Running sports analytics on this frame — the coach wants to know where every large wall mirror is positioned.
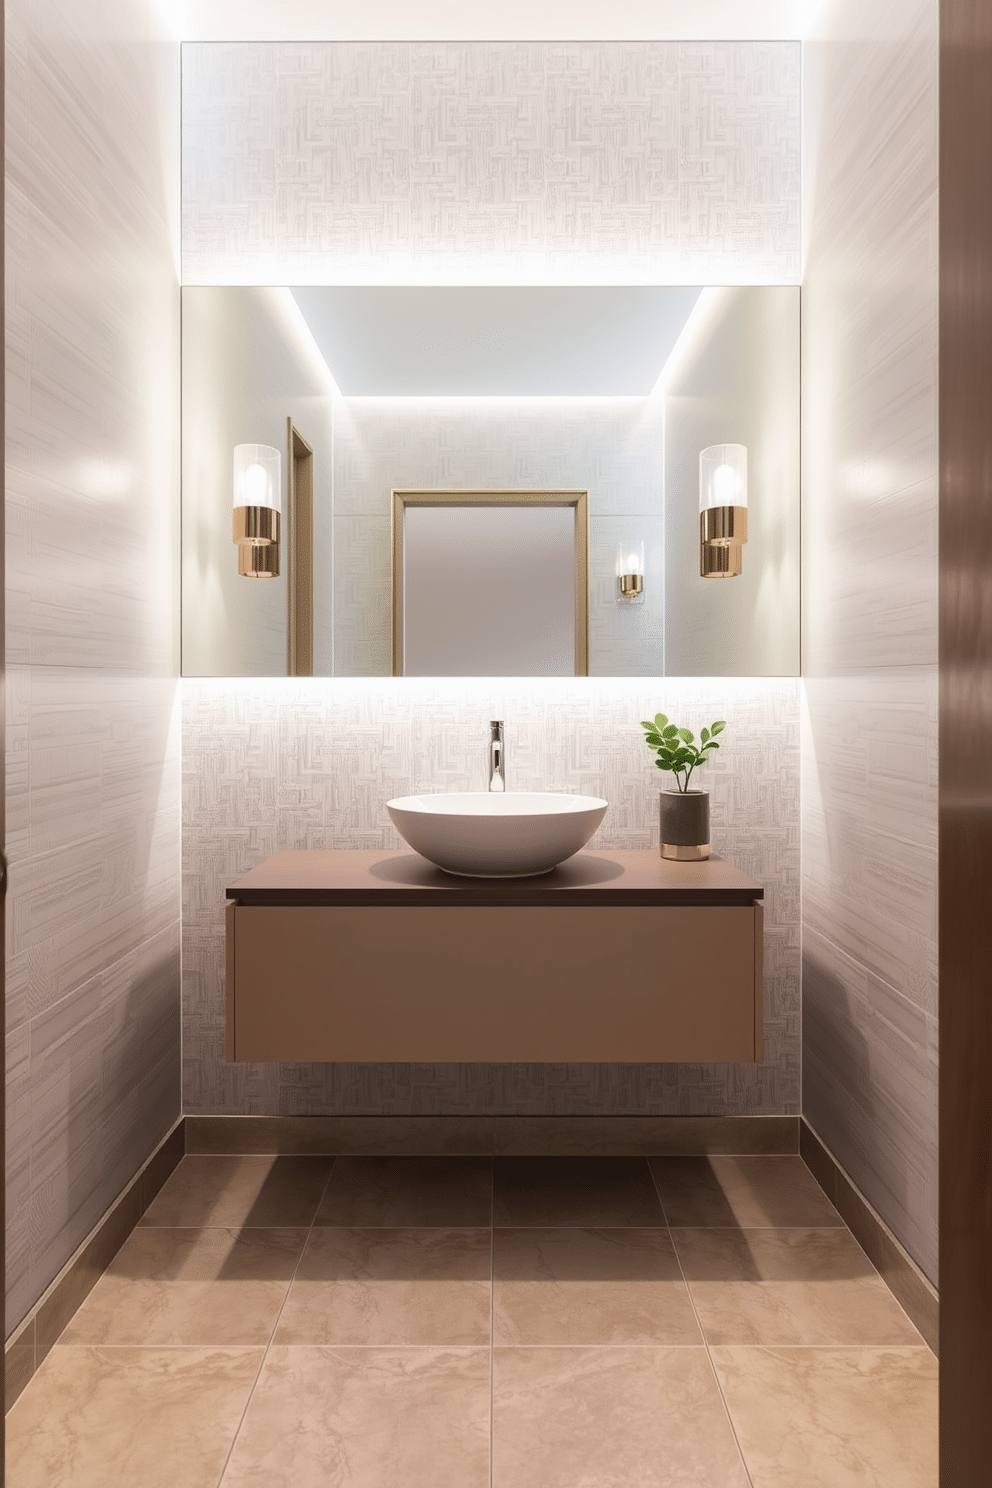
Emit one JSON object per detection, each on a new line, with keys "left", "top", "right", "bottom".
{"left": 181, "top": 283, "right": 800, "bottom": 677}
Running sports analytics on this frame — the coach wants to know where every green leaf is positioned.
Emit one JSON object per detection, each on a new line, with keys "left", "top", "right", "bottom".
{"left": 700, "top": 727, "right": 710, "bottom": 744}
{"left": 644, "top": 735, "right": 662, "bottom": 748}
{"left": 641, "top": 721, "right": 657, "bottom": 731}
{"left": 653, "top": 713, "right": 668, "bottom": 730}
{"left": 711, "top": 720, "right": 726, "bottom": 735}
{"left": 678, "top": 728, "right": 694, "bottom": 744}
{"left": 655, "top": 759, "right": 674, "bottom": 772}
{"left": 662, "top": 724, "right": 679, "bottom": 739}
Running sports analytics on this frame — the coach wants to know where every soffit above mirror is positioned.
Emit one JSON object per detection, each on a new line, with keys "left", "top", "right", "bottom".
{"left": 181, "top": 41, "right": 801, "bottom": 287}
{"left": 290, "top": 287, "right": 702, "bottom": 396}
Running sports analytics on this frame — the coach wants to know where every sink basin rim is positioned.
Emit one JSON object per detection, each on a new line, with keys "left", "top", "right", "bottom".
{"left": 386, "top": 791, "right": 609, "bottom": 877}
{"left": 386, "top": 790, "right": 609, "bottom": 816}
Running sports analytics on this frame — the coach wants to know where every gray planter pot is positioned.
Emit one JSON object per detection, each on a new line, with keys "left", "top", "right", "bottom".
{"left": 659, "top": 789, "right": 710, "bottom": 861}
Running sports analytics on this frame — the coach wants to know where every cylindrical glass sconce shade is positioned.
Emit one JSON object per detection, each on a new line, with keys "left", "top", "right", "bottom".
{"left": 699, "top": 444, "right": 748, "bottom": 579}
{"left": 233, "top": 443, "right": 282, "bottom": 513}
{"left": 616, "top": 540, "right": 645, "bottom": 602}
{"left": 233, "top": 443, "right": 282, "bottom": 578}
{"left": 699, "top": 444, "right": 747, "bottom": 512}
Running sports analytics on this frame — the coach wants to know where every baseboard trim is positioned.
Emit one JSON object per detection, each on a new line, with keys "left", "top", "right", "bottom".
{"left": 184, "top": 1113, "right": 800, "bottom": 1157}
{"left": 4, "top": 1118, "right": 186, "bottom": 1414}
{"left": 800, "top": 1118, "right": 939, "bottom": 1355}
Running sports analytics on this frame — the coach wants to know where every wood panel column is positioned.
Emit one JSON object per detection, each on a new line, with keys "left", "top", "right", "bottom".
{"left": 939, "top": 1, "right": 992, "bottom": 1479}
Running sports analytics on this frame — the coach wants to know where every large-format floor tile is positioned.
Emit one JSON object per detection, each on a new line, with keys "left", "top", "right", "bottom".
{"left": 314, "top": 1156, "right": 492, "bottom": 1227}
{"left": 492, "top": 1346, "right": 750, "bottom": 1488}
{"left": 60, "top": 1227, "right": 307, "bottom": 1346}
{"left": 672, "top": 1228, "right": 924, "bottom": 1345}
{"left": 493, "top": 1227, "right": 700, "bottom": 1345}
{"left": 650, "top": 1155, "right": 843, "bottom": 1228}
{"left": 712, "top": 1346, "right": 938, "bottom": 1488}
{"left": 6, "top": 1345, "right": 263, "bottom": 1488}
{"left": 274, "top": 1227, "right": 491, "bottom": 1345}
{"left": 141, "top": 1156, "right": 333, "bottom": 1228}
{"left": 221, "top": 1346, "right": 490, "bottom": 1488}
{"left": 494, "top": 1157, "right": 664, "bottom": 1227}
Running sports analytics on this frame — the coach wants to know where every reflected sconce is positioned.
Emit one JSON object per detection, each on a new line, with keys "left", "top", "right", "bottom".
{"left": 232, "top": 443, "right": 281, "bottom": 578}
{"left": 699, "top": 444, "right": 748, "bottom": 579}
{"left": 616, "top": 541, "right": 645, "bottom": 604}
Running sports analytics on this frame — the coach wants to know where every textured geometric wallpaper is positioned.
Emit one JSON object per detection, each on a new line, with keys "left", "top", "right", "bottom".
{"left": 182, "top": 676, "right": 800, "bottom": 1117}
{"left": 181, "top": 41, "right": 801, "bottom": 285}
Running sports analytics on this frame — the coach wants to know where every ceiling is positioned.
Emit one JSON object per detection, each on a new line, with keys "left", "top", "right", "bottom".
{"left": 290, "top": 286, "right": 702, "bottom": 396}
{"left": 164, "top": 0, "right": 820, "bottom": 41}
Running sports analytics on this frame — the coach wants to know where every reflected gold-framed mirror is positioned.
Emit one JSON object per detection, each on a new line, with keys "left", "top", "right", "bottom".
{"left": 391, "top": 489, "right": 589, "bottom": 678}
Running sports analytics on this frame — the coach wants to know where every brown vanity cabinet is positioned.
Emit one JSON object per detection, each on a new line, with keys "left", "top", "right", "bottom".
{"left": 225, "top": 849, "right": 764, "bottom": 1064}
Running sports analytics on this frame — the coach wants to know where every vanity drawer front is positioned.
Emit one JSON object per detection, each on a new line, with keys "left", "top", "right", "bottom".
{"left": 227, "top": 903, "right": 763, "bottom": 1064}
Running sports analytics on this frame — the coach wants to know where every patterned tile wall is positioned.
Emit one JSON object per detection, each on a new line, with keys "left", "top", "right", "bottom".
{"left": 181, "top": 41, "right": 801, "bottom": 285}
{"left": 5, "top": 0, "right": 182, "bottom": 1332}
{"left": 182, "top": 676, "right": 800, "bottom": 1118}
{"left": 801, "top": 0, "right": 939, "bottom": 1282}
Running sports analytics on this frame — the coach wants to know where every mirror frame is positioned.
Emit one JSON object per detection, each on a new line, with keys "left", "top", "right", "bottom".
{"left": 390, "top": 489, "right": 590, "bottom": 677}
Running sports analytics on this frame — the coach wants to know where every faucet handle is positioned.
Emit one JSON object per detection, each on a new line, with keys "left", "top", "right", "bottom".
{"left": 488, "top": 720, "right": 506, "bottom": 792}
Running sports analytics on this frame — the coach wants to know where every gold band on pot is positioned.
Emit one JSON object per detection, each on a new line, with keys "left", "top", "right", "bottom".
{"left": 660, "top": 842, "right": 711, "bottom": 861}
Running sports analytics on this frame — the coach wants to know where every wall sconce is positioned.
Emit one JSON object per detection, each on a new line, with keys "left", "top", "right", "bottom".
{"left": 232, "top": 443, "right": 281, "bottom": 578}
{"left": 616, "top": 541, "right": 645, "bottom": 603}
{"left": 699, "top": 443, "right": 748, "bottom": 579}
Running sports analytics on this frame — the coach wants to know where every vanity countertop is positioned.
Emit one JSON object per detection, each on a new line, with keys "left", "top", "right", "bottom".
{"left": 226, "top": 848, "right": 763, "bottom": 908}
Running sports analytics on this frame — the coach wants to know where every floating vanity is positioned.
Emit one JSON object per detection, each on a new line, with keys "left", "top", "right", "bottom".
{"left": 225, "top": 849, "right": 764, "bottom": 1064}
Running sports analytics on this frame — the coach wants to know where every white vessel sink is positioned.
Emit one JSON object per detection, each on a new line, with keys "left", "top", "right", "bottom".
{"left": 386, "top": 792, "right": 609, "bottom": 878}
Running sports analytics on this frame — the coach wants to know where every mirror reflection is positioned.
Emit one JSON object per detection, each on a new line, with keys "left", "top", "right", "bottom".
{"left": 394, "top": 490, "right": 589, "bottom": 677}
{"left": 181, "top": 285, "right": 799, "bottom": 678}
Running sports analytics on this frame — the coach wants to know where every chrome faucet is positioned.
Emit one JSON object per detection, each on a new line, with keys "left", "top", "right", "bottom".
{"left": 488, "top": 720, "right": 505, "bottom": 793}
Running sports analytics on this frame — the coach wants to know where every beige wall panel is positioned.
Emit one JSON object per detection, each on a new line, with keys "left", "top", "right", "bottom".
{"left": 801, "top": 0, "right": 939, "bottom": 1284}
{"left": 230, "top": 905, "right": 760, "bottom": 1063}
{"left": 5, "top": 0, "right": 182, "bottom": 1334}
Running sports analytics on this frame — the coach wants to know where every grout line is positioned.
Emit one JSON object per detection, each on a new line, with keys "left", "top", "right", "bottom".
{"left": 645, "top": 1161, "right": 756, "bottom": 1488}
{"left": 133, "top": 1226, "right": 496, "bottom": 1238}
{"left": 660, "top": 1220, "right": 844, "bottom": 1232}
{"left": 663, "top": 1343, "right": 936, "bottom": 1352}
{"left": 658, "top": 1223, "right": 848, "bottom": 1230}
{"left": 212, "top": 1156, "right": 338, "bottom": 1488}
{"left": 48, "top": 1342, "right": 493, "bottom": 1351}
{"left": 45, "top": 1339, "right": 935, "bottom": 1353}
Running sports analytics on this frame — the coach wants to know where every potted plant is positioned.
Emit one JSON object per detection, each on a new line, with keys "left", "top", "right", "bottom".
{"left": 640, "top": 713, "right": 726, "bottom": 861}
